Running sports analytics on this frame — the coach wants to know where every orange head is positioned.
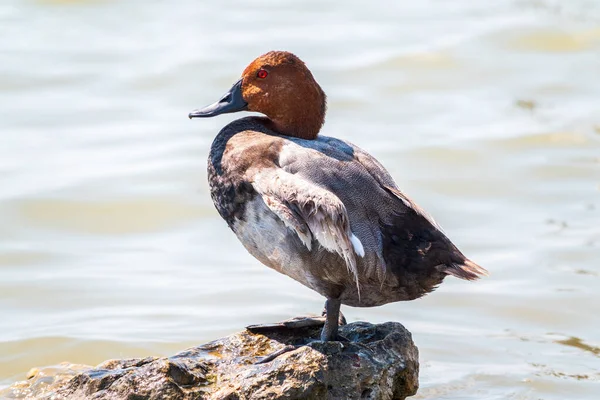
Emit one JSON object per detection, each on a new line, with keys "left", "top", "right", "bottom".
{"left": 189, "top": 51, "right": 326, "bottom": 140}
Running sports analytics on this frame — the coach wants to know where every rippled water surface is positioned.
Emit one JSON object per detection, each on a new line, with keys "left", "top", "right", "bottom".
{"left": 1, "top": 0, "right": 599, "bottom": 398}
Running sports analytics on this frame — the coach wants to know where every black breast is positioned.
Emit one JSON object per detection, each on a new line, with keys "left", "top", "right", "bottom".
{"left": 206, "top": 117, "right": 276, "bottom": 229}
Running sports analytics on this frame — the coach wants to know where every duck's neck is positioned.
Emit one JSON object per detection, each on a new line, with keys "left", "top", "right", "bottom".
{"left": 270, "top": 115, "right": 322, "bottom": 140}
{"left": 270, "top": 86, "right": 327, "bottom": 140}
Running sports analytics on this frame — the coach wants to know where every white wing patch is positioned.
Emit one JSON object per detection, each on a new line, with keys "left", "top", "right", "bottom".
{"left": 350, "top": 233, "right": 365, "bottom": 257}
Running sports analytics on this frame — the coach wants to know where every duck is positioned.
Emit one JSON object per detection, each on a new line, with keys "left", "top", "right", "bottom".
{"left": 189, "top": 50, "right": 487, "bottom": 343}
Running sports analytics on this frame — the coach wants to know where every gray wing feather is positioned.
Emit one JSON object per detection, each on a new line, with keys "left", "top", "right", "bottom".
{"left": 252, "top": 169, "right": 363, "bottom": 286}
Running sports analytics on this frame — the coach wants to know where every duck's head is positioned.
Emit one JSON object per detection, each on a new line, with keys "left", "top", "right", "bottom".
{"left": 189, "top": 51, "right": 326, "bottom": 140}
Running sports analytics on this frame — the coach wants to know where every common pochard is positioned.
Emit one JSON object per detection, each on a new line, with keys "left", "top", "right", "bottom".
{"left": 189, "top": 50, "right": 487, "bottom": 344}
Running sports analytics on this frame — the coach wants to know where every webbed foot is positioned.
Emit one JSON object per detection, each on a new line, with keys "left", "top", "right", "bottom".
{"left": 255, "top": 345, "right": 297, "bottom": 364}
{"left": 248, "top": 298, "right": 347, "bottom": 364}
{"left": 254, "top": 334, "right": 349, "bottom": 364}
{"left": 246, "top": 315, "right": 328, "bottom": 333}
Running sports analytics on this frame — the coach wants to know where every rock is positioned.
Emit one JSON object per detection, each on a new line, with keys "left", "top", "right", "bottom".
{"left": 2, "top": 319, "right": 419, "bottom": 400}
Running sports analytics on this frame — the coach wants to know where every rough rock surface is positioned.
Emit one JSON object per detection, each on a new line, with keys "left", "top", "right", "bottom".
{"left": 2, "top": 319, "right": 419, "bottom": 400}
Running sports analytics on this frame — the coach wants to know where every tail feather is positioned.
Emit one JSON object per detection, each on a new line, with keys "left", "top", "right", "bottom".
{"left": 445, "top": 259, "right": 488, "bottom": 281}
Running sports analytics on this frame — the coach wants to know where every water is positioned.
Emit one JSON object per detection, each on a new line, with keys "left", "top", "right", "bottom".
{"left": 1, "top": 0, "right": 599, "bottom": 398}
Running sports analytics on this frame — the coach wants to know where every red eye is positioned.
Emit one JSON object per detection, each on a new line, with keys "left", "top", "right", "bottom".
{"left": 257, "top": 69, "right": 268, "bottom": 79}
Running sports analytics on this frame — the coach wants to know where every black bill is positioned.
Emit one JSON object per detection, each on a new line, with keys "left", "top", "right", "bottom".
{"left": 188, "top": 79, "right": 248, "bottom": 119}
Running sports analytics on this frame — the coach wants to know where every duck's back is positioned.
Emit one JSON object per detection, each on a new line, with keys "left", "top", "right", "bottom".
{"left": 208, "top": 117, "right": 484, "bottom": 307}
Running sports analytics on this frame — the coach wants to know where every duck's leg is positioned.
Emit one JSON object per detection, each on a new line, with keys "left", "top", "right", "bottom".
{"left": 253, "top": 298, "right": 345, "bottom": 364}
{"left": 320, "top": 297, "right": 342, "bottom": 341}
